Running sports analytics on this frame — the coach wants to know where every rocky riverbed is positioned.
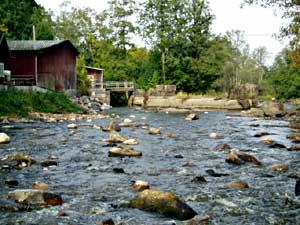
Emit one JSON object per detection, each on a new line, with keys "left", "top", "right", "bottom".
{"left": 0, "top": 107, "right": 300, "bottom": 225}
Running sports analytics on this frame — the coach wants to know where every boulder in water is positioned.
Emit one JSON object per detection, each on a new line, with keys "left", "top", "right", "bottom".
{"left": 261, "top": 100, "right": 285, "bottom": 117}
{"left": 289, "top": 144, "right": 300, "bottom": 151}
{"left": 270, "top": 165, "right": 289, "bottom": 171}
{"left": 185, "top": 113, "right": 199, "bottom": 121}
{"left": 2, "top": 153, "right": 36, "bottom": 169}
{"left": 108, "top": 131, "right": 128, "bottom": 143}
{"left": 149, "top": 127, "right": 161, "bottom": 135}
{"left": 225, "top": 180, "right": 249, "bottom": 189}
{"left": 108, "top": 146, "right": 142, "bottom": 157}
{"left": 214, "top": 143, "right": 231, "bottom": 151}
{"left": 0, "top": 133, "right": 10, "bottom": 144}
{"left": 287, "top": 133, "right": 300, "bottom": 143}
{"left": 67, "top": 124, "right": 77, "bottom": 129}
{"left": 123, "top": 139, "right": 139, "bottom": 145}
{"left": 226, "top": 149, "right": 262, "bottom": 166}
{"left": 132, "top": 180, "right": 150, "bottom": 191}
{"left": 209, "top": 133, "right": 219, "bottom": 139}
{"left": 129, "top": 189, "right": 197, "bottom": 220}
{"left": 100, "top": 218, "right": 115, "bottom": 225}
{"left": 8, "top": 189, "right": 62, "bottom": 206}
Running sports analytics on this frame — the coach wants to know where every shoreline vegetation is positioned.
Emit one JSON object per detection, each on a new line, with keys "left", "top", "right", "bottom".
{"left": 0, "top": 89, "right": 83, "bottom": 118}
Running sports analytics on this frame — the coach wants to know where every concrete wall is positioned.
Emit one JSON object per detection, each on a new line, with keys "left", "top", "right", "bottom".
{"left": 133, "top": 96, "right": 243, "bottom": 110}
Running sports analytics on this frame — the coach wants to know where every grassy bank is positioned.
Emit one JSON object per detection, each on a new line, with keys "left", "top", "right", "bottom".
{"left": 0, "top": 89, "right": 83, "bottom": 117}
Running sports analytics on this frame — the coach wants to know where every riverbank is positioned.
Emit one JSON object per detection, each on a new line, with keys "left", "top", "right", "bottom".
{"left": 0, "top": 90, "right": 83, "bottom": 117}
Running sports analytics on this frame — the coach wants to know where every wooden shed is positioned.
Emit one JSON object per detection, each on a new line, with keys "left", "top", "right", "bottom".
{"left": 6, "top": 40, "right": 79, "bottom": 92}
{"left": 86, "top": 66, "right": 104, "bottom": 89}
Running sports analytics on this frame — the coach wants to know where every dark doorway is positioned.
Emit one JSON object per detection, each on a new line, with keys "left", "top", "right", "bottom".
{"left": 110, "top": 92, "right": 128, "bottom": 107}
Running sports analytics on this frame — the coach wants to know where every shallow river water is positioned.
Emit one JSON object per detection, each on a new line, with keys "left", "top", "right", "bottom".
{"left": 0, "top": 108, "right": 300, "bottom": 225}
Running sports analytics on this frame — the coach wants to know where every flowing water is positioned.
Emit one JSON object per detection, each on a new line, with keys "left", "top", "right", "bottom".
{"left": 0, "top": 108, "right": 300, "bottom": 225}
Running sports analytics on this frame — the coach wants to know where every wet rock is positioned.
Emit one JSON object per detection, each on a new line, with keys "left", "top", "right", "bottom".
{"left": 226, "top": 149, "right": 262, "bottom": 166}
{"left": 254, "top": 132, "right": 270, "bottom": 137}
{"left": 108, "top": 146, "right": 142, "bottom": 157}
{"left": 166, "top": 132, "right": 174, "bottom": 138}
{"left": 191, "top": 176, "right": 207, "bottom": 183}
{"left": 119, "top": 118, "right": 135, "bottom": 127}
{"left": 67, "top": 123, "right": 78, "bottom": 129}
{"left": 129, "top": 189, "right": 197, "bottom": 220}
{"left": 0, "top": 133, "right": 10, "bottom": 144}
{"left": 269, "top": 143, "right": 287, "bottom": 149}
{"left": 100, "top": 218, "right": 115, "bottom": 225}
{"left": 102, "top": 143, "right": 118, "bottom": 148}
{"left": 225, "top": 180, "right": 249, "bottom": 189}
{"left": 40, "top": 160, "right": 58, "bottom": 167}
{"left": 149, "top": 127, "right": 161, "bottom": 135}
{"left": 132, "top": 180, "right": 150, "bottom": 191}
{"left": 58, "top": 210, "right": 68, "bottom": 217}
{"left": 175, "top": 154, "right": 184, "bottom": 159}
{"left": 289, "top": 144, "right": 300, "bottom": 151}
{"left": 205, "top": 169, "right": 229, "bottom": 177}
{"left": 32, "top": 181, "right": 49, "bottom": 191}
{"left": 214, "top": 143, "right": 231, "bottom": 151}
{"left": 102, "top": 121, "right": 121, "bottom": 132}
{"left": 8, "top": 189, "right": 63, "bottom": 206}
{"left": 270, "top": 165, "right": 289, "bottom": 171}
{"left": 260, "top": 137, "right": 274, "bottom": 145}
{"left": 108, "top": 131, "right": 128, "bottom": 143}
{"left": 287, "top": 133, "right": 300, "bottom": 143}
{"left": 261, "top": 100, "right": 285, "bottom": 117}
{"left": 113, "top": 168, "right": 125, "bottom": 173}
{"left": 5, "top": 179, "right": 19, "bottom": 186}
{"left": 2, "top": 153, "right": 36, "bottom": 169}
{"left": 185, "top": 214, "right": 212, "bottom": 225}
{"left": 241, "top": 108, "right": 264, "bottom": 117}
{"left": 295, "top": 179, "right": 300, "bottom": 197}
{"left": 185, "top": 113, "right": 199, "bottom": 121}
{"left": 123, "top": 139, "right": 139, "bottom": 145}
{"left": 209, "top": 133, "right": 219, "bottom": 139}
{"left": 0, "top": 199, "right": 31, "bottom": 212}
{"left": 182, "top": 161, "right": 196, "bottom": 167}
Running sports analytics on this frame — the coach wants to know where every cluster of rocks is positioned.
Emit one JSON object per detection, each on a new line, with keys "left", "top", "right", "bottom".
{"left": 73, "top": 95, "right": 111, "bottom": 114}
{"left": 241, "top": 100, "right": 286, "bottom": 118}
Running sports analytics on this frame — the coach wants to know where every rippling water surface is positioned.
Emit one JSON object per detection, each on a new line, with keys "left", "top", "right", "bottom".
{"left": 0, "top": 108, "right": 300, "bottom": 225}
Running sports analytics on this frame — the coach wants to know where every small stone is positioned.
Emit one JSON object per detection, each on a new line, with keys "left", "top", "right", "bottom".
{"left": 270, "top": 165, "right": 289, "bottom": 171}
{"left": 225, "top": 180, "right": 249, "bottom": 189}
{"left": 108, "top": 131, "right": 128, "bottom": 143}
{"left": 290, "top": 144, "right": 300, "bottom": 151}
{"left": 149, "top": 127, "right": 161, "bottom": 135}
{"left": 132, "top": 180, "right": 150, "bottom": 191}
{"left": 182, "top": 161, "right": 196, "bottom": 167}
{"left": 5, "top": 179, "right": 19, "bottom": 186}
{"left": 209, "top": 132, "right": 219, "bottom": 139}
{"left": 108, "top": 146, "right": 142, "bottom": 157}
{"left": 0, "top": 133, "right": 10, "bottom": 144}
{"left": 254, "top": 132, "right": 270, "bottom": 137}
{"left": 32, "top": 181, "right": 49, "bottom": 191}
{"left": 185, "top": 113, "right": 199, "bottom": 121}
{"left": 123, "top": 139, "right": 139, "bottom": 145}
{"left": 175, "top": 154, "right": 184, "bottom": 159}
{"left": 205, "top": 169, "right": 229, "bottom": 177}
{"left": 287, "top": 133, "right": 300, "bottom": 142}
{"left": 191, "top": 176, "right": 207, "bottom": 183}
{"left": 40, "top": 160, "right": 58, "bottom": 168}
{"left": 185, "top": 214, "right": 212, "bottom": 225}
{"left": 113, "top": 168, "right": 125, "bottom": 173}
{"left": 67, "top": 124, "right": 77, "bottom": 129}
{"left": 166, "top": 132, "right": 174, "bottom": 138}
{"left": 214, "top": 143, "right": 231, "bottom": 151}
{"left": 100, "top": 218, "right": 115, "bottom": 225}
{"left": 260, "top": 137, "right": 274, "bottom": 145}
{"left": 226, "top": 149, "right": 262, "bottom": 166}
{"left": 58, "top": 210, "right": 68, "bottom": 217}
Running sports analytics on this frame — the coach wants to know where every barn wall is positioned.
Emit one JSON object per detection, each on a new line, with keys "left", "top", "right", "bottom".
{"left": 6, "top": 51, "right": 35, "bottom": 81}
{"left": 37, "top": 45, "right": 76, "bottom": 91}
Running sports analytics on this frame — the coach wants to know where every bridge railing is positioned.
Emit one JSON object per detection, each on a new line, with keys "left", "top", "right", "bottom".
{"left": 94, "top": 81, "right": 135, "bottom": 91}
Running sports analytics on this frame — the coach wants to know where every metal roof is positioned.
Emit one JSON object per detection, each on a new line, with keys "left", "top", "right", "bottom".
{"left": 7, "top": 40, "right": 79, "bottom": 55}
{"left": 86, "top": 66, "right": 104, "bottom": 71}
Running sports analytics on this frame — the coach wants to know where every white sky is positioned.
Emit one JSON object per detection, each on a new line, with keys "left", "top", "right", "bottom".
{"left": 36, "top": 0, "right": 288, "bottom": 64}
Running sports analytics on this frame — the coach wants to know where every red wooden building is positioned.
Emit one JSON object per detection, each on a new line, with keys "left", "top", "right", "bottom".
{"left": 4, "top": 39, "right": 79, "bottom": 92}
{"left": 86, "top": 66, "right": 104, "bottom": 89}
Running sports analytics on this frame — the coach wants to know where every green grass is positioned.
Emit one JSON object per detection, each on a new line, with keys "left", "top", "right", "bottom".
{"left": 0, "top": 89, "right": 83, "bottom": 117}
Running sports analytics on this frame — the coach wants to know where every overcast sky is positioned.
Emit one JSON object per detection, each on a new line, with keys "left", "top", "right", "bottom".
{"left": 36, "top": 0, "right": 288, "bottom": 64}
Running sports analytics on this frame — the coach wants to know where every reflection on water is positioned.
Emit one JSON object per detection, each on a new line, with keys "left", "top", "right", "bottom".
{"left": 0, "top": 108, "right": 299, "bottom": 225}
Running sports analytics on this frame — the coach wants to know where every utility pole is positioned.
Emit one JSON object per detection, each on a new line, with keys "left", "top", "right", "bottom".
{"left": 32, "top": 25, "right": 36, "bottom": 41}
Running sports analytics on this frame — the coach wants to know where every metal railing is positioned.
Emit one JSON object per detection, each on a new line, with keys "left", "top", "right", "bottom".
{"left": 95, "top": 81, "right": 135, "bottom": 92}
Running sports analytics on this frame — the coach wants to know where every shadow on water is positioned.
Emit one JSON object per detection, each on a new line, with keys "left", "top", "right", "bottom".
{"left": 0, "top": 107, "right": 300, "bottom": 224}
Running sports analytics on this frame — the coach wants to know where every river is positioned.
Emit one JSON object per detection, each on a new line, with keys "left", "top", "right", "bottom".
{"left": 0, "top": 108, "right": 299, "bottom": 225}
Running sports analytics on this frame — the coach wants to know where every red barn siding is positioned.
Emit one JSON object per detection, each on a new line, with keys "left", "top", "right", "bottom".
{"left": 38, "top": 45, "right": 76, "bottom": 91}
{"left": 6, "top": 51, "right": 36, "bottom": 82}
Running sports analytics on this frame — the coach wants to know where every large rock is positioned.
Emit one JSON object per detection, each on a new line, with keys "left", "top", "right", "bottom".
{"left": 261, "top": 100, "right": 285, "bottom": 117}
{"left": 226, "top": 149, "right": 262, "bottom": 166}
{"left": 149, "top": 127, "right": 161, "bottom": 135}
{"left": 240, "top": 108, "right": 264, "bottom": 117}
{"left": 225, "top": 180, "right": 249, "bottom": 189}
{"left": 129, "top": 189, "right": 197, "bottom": 220}
{"left": 108, "top": 146, "right": 142, "bottom": 157}
{"left": 108, "top": 131, "right": 128, "bottom": 143}
{"left": 0, "top": 133, "right": 10, "bottom": 144}
{"left": 102, "top": 121, "right": 121, "bottom": 132}
{"left": 1, "top": 153, "right": 36, "bottom": 170}
{"left": 185, "top": 113, "right": 199, "bottom": 121}
{"left": 8, "top": 189, "right": 62, "bottom": 206}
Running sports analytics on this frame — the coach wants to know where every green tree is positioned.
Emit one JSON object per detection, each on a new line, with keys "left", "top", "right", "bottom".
{"left": 76, "top": 55, "right": 90, "bottom": 96}
{"left": 107, "top": 0, "right": 137, "bottom": 59}
{"left": 0, "top": 0, "right": 53, "bottom": 40}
